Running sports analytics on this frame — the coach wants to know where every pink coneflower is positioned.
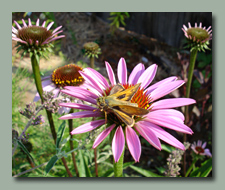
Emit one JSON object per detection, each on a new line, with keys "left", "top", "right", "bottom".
{"left": 191, "top": 140, "right": 212, "bottom": 157}
{"left": 182, "top": 22, "right": 212, "bottom": 51}
{"left": 59, "top": 58, "right": 195, "bottom": 162}
{"left": 34, "top": 64, "right": 84, "bottom": 114}
{"left": 12, "top": 18, "right": 65, "bottom": 56}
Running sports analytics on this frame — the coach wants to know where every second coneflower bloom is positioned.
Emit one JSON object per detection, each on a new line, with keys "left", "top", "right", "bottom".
{"left": 34, "top": 64, "right": 84, "bottom": 114}
{"left": 59, "top": 58, "right": 196, "bottom": 162}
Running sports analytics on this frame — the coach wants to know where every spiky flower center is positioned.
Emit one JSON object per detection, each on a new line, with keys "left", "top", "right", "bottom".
{"left": 102, "top": 84, "right": 152, "bottom": 126}
{"left": 187, "top": 28, "right": 210, "bottom": 42}
{"left": 195, "top": 146, "right": 204, "bottom": 154}
{"left": 17, "top": 26, "right": 52, "bottom": 45}
{"left": 51, "top": 64, "right": 84, "bottom": 88}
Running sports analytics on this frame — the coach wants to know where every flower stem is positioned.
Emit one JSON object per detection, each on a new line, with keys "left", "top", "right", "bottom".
{"left": 94, "top": 148, "right": 98, "bottom": 177}
{"left": 30, "top": 54, "right": 72, "bottom": 177}
{"left": 90, "top": 56, "right": 95, "bottom": 68}
{"left": 185, "top": 158, "right": 198, "bottom": 177}
{"left": 68, "top": 109, "right": 79, "bottom": 177}
{"left": 183, "top": 48, "right": 198, "bottom": 176}
{"left": 113, "top": 149, "right": 124, "bottom": 177}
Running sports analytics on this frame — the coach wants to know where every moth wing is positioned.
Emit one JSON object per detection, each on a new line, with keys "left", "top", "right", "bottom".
{"left": 109, "top": 84, "right": 125, "bottom": 95}
{"left": 118, "top": 105, "right": 149, "bottom": 116}
{"left": 110, "top": 83, "right": 141, "bottom": 101}
{"left": 111, "top": 108, "right": 134, "bottom": 126}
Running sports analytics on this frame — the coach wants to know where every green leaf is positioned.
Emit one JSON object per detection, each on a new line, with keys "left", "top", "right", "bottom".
{"left": 17, "top": 140, "right": 35, "bottom": 164}
{"left": 56, "top": 120, "right": 66, "bottom": 150}
{"left": 190, "top": 158, "right": 212, "bottom": 177}
{"left": 102, "top": 168, "right": 114, "bottom": 177}
{"left": 45, "top": 155, "right": 59, "bottom": 175}
{"left": 83, "top": 154, "right": 92, "bottom": 177}
{"left": 123, "top": 161, "right": 135, "bottom": 169}
{"left": 78, "top": 150, "right": 86, "bottom": 177}
{"left": 129, "top": 165, "right": 162, "bottom": 177}
{"left": 161, "top": 144, "right": 176, "bottom": 153}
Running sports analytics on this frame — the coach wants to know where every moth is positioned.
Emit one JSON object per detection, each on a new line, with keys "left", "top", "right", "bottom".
{"left": 96, "top": 83, "right": 149, "bottom": 127}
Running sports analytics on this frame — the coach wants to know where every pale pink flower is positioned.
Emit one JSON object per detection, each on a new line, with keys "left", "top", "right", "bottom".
{"left": 59, "top": 58, "right": 195, "bottom": 162}
{"left": 191, "top": 140, "right": 212, "bottom": 157}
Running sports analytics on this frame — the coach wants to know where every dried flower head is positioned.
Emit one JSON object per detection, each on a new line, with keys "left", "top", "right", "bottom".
{"left": 12, "top": 18, "right": 65, "bottom": 58}
{"left": 83, "top": 42, "right": 101, "bottom": 58}
{"left": 182, "top": 22, "right": 212, "bottom": 52}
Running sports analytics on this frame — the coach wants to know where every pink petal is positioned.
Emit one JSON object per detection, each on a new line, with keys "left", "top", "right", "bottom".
{"left": 135, "top": 123, "right": 161, "bottom": 150}
{"left": 202, "top": 142, "right": 207, "bottom": 149}
{"left": 112, "top": 126, "right": 125, "bottom": 162}
{"left": 59, "top": 110, "right": 101, "bottom": 120}
{"left": 42, "top": 21, "right": 46, "bottom": 27}
{"left": 105, "top": 61, "right": 116, "bottom": 86}
{"left": 52, "top": 26, "right": 62, "bottom": 34}
{"left": 12, "top": 26, "right": 18, "bottom": 34}
{"left": 145, "top": 122, "right": 185, "bottom": 150}
{"left": 63, "top": 86, "right": 99, "bottom": 99}
{"left": 145, "top": 116, "right": 193, "bottom": 134}
{"left": 42, "top": 35, "right": 65, "bottom": 44}
{"left": 128, "top": 63, "right": 145, "bottom": 85}
{"left": 47, "top": 22, "right": 54, "bottom": 30}
{"left": 71, "top": 119, "right": 105, "bottom": 134}
{"left": 86, "top": 68, "right": 110, "bottom": 89}
{"left": 36, "top": 19, "right": 39, "bottom": 26}
{"left": 149, "top": 80, "right": 185, "bottom": 101}
{"left": 92, "top": 124, "right": 116, "bottom": 148}
{"left": 125, "top": 126, "right": 141, "bottom": 162}
{"left": 22, "top": 19, "right": 27, "bottom": 27}
{"left": 41, "top": 79, "right": 52, "bottom": 88}
{"left": 117, "top": 57, "right": 127, "bottom": 85}
{"left": 137, "top": 64, "right": 158, "bottom": 89}
{"left": 61, "top": 89, "right": 97, "bottom": 105}
{"left": 145, "top": 76, "right": 178, "bottom": 95}
{"left": 204, "top": 149, "right": 212, "bottom": 157}
{"left": 28, "top": 18, "right": 32, "bottom": 26}
{"left": 59, "top": 102, "right": 96, "bottom": 111}
{"left": 14, "top": 20, "right": 21, "bottom": 29}
{"left": 79, "top": 71, "right": 103, "bottom": 94}
{"left": 148, "top": 109, "right": 185, "bottom": 121}
{"left": 52, "top": 88, "right": 60, "bottom": 98}
{"left": 151, "top": 98, "right": 196, "bottom": 111}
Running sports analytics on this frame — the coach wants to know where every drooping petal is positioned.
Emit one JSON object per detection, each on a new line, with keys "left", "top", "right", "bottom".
{"left": 42, "top": 35, "right": 65, "bottom": 45}
{"left": 117, "top": 57, "right": 127, "bottom": 85}
{"left": 128, "top": 63, "right": 145, "bottom": 85}
{"left": 135, "top": 123, "right": 161, "bottom": 150}
{"left": 137, "top": 64, "right": 157, "bottom": 89}
{"left": 70, "top": 119, "right": 105, "bottom": 134}
{"left": 105, "top": 61, "right": 116, "bottom": 86}
{"left": 59, "top": 110, "right": 102, "bottom": 120}
{"left": 112, "top": 126, "right": 125, "bottom": 163}
{"left": 202, "top": 142, "right": 207, "bottom": 149}
{"left": 63, "top": 86, "right": 99, "bottom": 99}
{"left": 145, "top": 76, "right": 177, "bottom": 94}
{"left": 61, "top": 89, "right": 97, "bottom": 105}
{"left": 151, "top": 98, "right": 196, "bottom": 111}
{"left": 145, "top": 122, "right": 185, "bottom": 150}
{"left": 148, "top": 80, "right": 185, "bottom": 101}
{"left": 59, "top": 102, "right": 96, "bottom": 111}
{"left": 125, "top": 126, "right": 141, "bottom": 162}
{"left": 145, "top": 116, "right": 193, "bottom": 134}
{"left": 92, "top": 124, "right": 116, "bottom": 148}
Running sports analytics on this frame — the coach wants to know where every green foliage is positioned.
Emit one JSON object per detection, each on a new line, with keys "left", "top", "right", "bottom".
{"left": 108, "top": 12, "right": 130, "bottom": 34}
{"left": 190, "top": 158, "right": 212, "bottom": 177}
{"left": 129, "top": 165, "right": 162, "bottom": 177}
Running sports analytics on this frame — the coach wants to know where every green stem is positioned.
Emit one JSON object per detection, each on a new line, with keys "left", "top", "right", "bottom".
{"left": 90, "top": 56, "right": 95, "bottom": 69}
{"left": 183, "top": 48, "right": 198, "bottom": 176}
{"left": 68, "top": 109, "right": 79, "bottom": 177}
{"left": 185, "top": 158, "right": 198, "bottom": 177}
{"left": 30, "top": 54, "right": 72, "bottom": 177}
{"left": 113, "top": 149, "right": 124, "bottom": 177}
